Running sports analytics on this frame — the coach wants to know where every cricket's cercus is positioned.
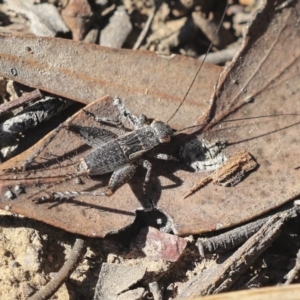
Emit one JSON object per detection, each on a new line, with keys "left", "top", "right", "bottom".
{"left": 38, "top": 97, "right": 179, "bottom": 199}
{"left": 182, "top": 150, "right": 258, "bottom": 199}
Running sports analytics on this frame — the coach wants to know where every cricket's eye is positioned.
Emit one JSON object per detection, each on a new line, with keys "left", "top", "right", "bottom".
{"left": 151, "top": 120, "right": 173, "bottom": 143}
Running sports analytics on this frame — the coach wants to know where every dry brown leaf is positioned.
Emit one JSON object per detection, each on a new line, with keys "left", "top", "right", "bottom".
{"left": 0, "top": 32, "right": 221, "bottom": 130}
{"left": 0, "top": 0, "right": 299, "bottom": 237}
{"left": 159, "top": 0, "right": 300, "bottom": 235}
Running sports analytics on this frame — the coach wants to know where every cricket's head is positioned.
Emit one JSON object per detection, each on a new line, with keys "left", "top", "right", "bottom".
{"left": 151, "top": 119, "right": 173, "bottom": 143}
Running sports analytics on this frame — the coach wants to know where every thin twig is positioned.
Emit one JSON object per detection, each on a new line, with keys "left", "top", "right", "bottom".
{"left": 28, "top": 238, "right": 85, "bottom": 300}
{"left": 176, "top": 205, "right": 300, "bottom": 299}
{"left": 197, "top": 217, "right": 265, "bottom": 257}
{"left": 133, "top": 0, "right": 163, "bottom": 50}
{"left": 197, "top": 204, "right": 300, "bottom": 257}
{"left": 284, "top": 248, "right": 300, "bottom": 285}
{"left": 0, "top": 96, "right": 69, "bottom": 145}
{"left": 0, "top": 89, "right": 42, "bottom": 117}
{"left": 198, "top": 46, "right": 240, "bottom": 65}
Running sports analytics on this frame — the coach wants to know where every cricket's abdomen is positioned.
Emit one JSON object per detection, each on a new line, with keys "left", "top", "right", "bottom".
{"left": 77, "top": 126, "right": 160, "bottom": 176}
{"left": 79, "top": 140, "right": 128, "bottom": 175}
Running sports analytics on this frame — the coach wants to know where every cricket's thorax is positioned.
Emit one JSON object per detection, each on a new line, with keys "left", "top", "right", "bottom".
{"left": 128, "top": 126, "right": 161, "bottom": 150}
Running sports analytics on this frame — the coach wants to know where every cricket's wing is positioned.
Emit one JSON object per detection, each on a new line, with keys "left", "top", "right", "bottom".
{"left": 82, "top": 140, "right": 130, "bottom": 175}
{"left": 68, "top": 125, "right": 118, "bottom": 148}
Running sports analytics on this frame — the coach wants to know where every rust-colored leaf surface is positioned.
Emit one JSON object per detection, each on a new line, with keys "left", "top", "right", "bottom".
{"left": 1, "top": 0, "right": 300, "bottom": 237}
{"left": 160, "top": 0, "right": 300, "bottom": 235}
{"left": 0, "top": 96, "right": 141, "bottom": 237}
{"left": 0, "top": 32, "right": 221, "bottom": 130}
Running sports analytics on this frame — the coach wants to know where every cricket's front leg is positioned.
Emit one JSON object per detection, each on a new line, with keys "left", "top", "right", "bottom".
{"left": 105, "top": 163, "right": 138, "bottom": 196}
{"left": 83, "top": 97, "right": 147, "bottom": 132}
{"left": 113, "top": 97, "right": 148, "bottom": 129}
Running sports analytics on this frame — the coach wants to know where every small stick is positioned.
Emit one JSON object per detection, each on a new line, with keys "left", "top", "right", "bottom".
{"left": 183, "top": 176, "right": 212, "bottom": 199}
{"left": 0, "top": 89, "right": 42, "bottom": 117}
{"left": 275, "top": 0, "right": 296, "bottom": 11}
{"left": 149, "top": 282, "right": 163, "bottom": 300}
{"left": 284, "top": 248, "right": 300, "bottom": 285}
{"left": 198, "top": 46, "right": 240, "bottom": 65}
{"left": 133, "top": 0, "right": 163, "bottom": 50}
{"left": 183, "top": 151, "right": 257, "bottom": 199}
{"left": 28, "top": 237, "right": 85, "bottom": 300}
{"left": 197, "top": 217, "right": 265, "bottom": 257}
{"left": 0, "top": 96, "right": 69, "bottom": 146}
{"left": 177, "top": 208, "right": 297, "bottom": 299}
{"left": 197, "top": 204, "right": 300, "bottom": 257}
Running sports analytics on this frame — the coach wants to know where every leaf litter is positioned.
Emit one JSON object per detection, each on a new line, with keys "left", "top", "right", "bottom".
{"left": 1, "top": 0, "right": 300, "bottom": 299}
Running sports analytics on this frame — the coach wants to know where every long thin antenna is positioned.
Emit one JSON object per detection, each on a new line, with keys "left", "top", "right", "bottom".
{"left": 167, "top": 1, "right": 229, "bottom": 123}
{"left": 173, "top": 123, "right": 205, "bottom": 135}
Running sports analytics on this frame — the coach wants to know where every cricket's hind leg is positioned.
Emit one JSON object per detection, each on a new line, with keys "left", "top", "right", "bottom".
{"left": 48, "top": 163, "right": 138, "bottom": 200}
{"left": 22, "top": 123, "right": 66, "bottom": 170}
{"left": 106, "top": 159, "right": 153, "bottom": 196}
{"left": 36, "top": 159, "right": 152, "bottom": 201}
{"left": 104, "top": 163, "right": 138, "bottom": 196}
